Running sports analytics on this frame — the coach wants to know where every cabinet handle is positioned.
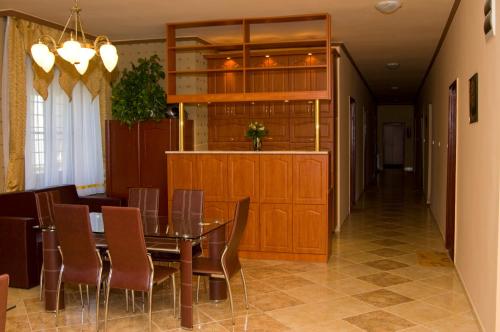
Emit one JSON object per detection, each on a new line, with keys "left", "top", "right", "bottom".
{"left": 269, "top": 105, "right": 273, "bottom": 116}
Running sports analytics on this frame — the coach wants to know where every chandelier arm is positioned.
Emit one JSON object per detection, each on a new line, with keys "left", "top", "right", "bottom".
{"left": 93, "top": 36, "right": 111, "bottom": 54}
{"left": 78, "top": 14, "right": 88, "bottom": 44}
{"left": 57, "top": 11, "right": 74, "bottom": 45}
{"left": 39, "top": 35, "right": 58, "bottom": 52}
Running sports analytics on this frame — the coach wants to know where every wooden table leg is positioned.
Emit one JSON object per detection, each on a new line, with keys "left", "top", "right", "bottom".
{"left": 42, "top": 229, "right": 64, "bottom": 312}
{"left": 180, "top": 239, "right": 193, "bottom": 329}
{"left": 208, "top": 227, "right": 227, "bottom": 301}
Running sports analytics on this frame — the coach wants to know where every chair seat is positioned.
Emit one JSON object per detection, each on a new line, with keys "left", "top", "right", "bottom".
{"left": 153, "top": 265, "right": 178, "bottom": 285}
{"left": 192, "top": 257, "right": 223, "bottom": 276}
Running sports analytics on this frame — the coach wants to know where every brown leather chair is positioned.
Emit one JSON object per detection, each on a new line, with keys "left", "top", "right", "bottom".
{"left": 128, "top": 188, "right": 160, "bottom": 217}
{"left": 0, "top": 274, "right": 8, "bottom": 332}
{"left": 171, "top": 189, "right": 204, "bottom": 222}
{"left": 53, "top": 204, "right": 106, "bottom": 327}
{"left": 34, "top": 190, "right": 60, "bottom": 300}
{"left": 192, "top": 197, "right": 250, "bottom": 324}
{"left": 102, "top": 206, "right": 177, "bottom": 330}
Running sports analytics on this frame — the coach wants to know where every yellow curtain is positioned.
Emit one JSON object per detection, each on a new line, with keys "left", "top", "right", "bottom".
{"left": 5, "top": 17, "right": 112, "bottom": 191}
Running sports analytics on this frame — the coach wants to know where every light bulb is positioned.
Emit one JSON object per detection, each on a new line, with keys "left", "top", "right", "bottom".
{"left": 57, "top": 39, "right": 81, "bottom": 64}
{"left": 100, "top": 43, "right": 118, "bottom": 72}
{"left": 31, "top": 42, "right": 55, "bottom": 73}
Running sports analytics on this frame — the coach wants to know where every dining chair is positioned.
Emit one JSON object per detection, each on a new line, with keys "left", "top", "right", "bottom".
{"left": 0, "top": 274, "right": 8, "bottom": 332}
{"left": 192, "top": 197, "right": 250, "bottom": 324}
{"left": 102, "top": 206, "right": 177, "bottom": 331}
{"left": 53, "top": 204, "right": 106, "bottom": 328}
{"left": 128, "top": 188, "right": 160, "bottom": 217}
{"left": 34, "top": 190, "right": 60, "bottom": 300}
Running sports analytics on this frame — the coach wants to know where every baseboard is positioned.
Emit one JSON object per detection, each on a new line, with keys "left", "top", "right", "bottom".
{"left": 454, "top": 266, "right": 486, "bottom": 332}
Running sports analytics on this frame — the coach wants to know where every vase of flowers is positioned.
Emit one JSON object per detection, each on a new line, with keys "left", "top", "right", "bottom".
{"left": 245, "top": 121, "right": 267, "bottom": 151}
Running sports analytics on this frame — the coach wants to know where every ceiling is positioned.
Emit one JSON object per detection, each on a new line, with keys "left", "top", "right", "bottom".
{"left": 1, "top": 0, "right": 455, "bottom": 103}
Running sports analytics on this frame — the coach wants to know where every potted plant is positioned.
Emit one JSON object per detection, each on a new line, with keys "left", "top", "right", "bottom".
{"left": 111, "top": 55, "right": 168, "bottom": 126}
{"left": 245, "top": 122, "right": 268, "bottom": 151}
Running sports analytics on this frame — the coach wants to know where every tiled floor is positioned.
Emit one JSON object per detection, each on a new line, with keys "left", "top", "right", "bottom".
{"left": 6, "top": 171, "right": 481, "bottom": 331}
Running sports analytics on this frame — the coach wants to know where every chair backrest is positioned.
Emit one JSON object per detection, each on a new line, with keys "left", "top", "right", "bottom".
{"left": 0, "top": 274, "right": 8, "bottom": 332}
{"left": 35, "top": 190, "right": 61, "bottom": 227}
{"left": 102, "top": 206, "right": 151, "bottom": 292}
{"left": 222, "top": 197, "right": 250, "bottom": 277}
{"left": 171, "top": 189, "right": 204, "bottom": 224}
{"left": 128, "top": 188, "right": 160, "bottom": 217}
{"left": 53, "top": 204, "right": 101, "bottom": 285}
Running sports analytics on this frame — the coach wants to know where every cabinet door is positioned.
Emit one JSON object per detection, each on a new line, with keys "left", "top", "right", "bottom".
{"left": 290, "top": 117, "right": 334, "bottom": 143}
{"left": 260, "top": 204, "right": 292, "bottom": 253}
{"left": 229, "top": 202, "right": 260, "bottom": 251}
{"left": 248, "top": 102, "right": 269, "bottom": 119}
{"left": 289, "top": 101, "right": 314, "bottom": 118}
{"left": 208, "top": 119, "right": 248, "bottom": 142}
{"left": 293, "top": 204, "right": 327, "bottom": 254}
{"left": 261, "top": 118, "right": 290, "bottom": 142}
{"left": 204, "top": 202, "right": 228, "bottom": 220}
{"left": 260, "top": 155, "right": 292, "bottom": 204}
{"left": 167, "top": 154, "right": 197, "bottom": 201}
{"left": 106, "top": 121, "right": 140, "bottom": 198}
{"left": 208, "top": 104, "right": 227, "bottom": 119}
{"left": 227, "top": 155, "right": 259, "bottom": 201}
{"left": 293, "top": 155, "right": 328, "bottom": 204}
{"left": 197, "top": 154, "right": 227, "bottom": 202}
{"left": 268, "top": 102, "right": 289, "bottom": 118}
{"left": 261, "top": 142, "right": 290, "bottom": 151}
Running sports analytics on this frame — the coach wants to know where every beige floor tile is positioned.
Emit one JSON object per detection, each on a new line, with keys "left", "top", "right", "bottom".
{"left": 364, "top": 259, "right": 409, "bottom": 271}
{"left": 283, "top": 284, "right": 344, "bottom": 303}
{"left": 248, "top": 291, "right": 303, "bottom": 312}
{"left": 353, "top": 289, "right": 414, "bottom": 308}
{"left": 218, "top": 313, "right": 290, "bottom": 331}
{"left": 263, "top": 275, "right": 314, "bottom": 291}
{"left": 344, "top": 310, "right": 415, "bottom": 331}
{"left": 358, "top": 272, "right": 412, "bottom": 288}
{"left": 385, "top": 301, "right": 453, "bottom": 324}
{"left": 386, "top": 281, "right": 447, "bottom": 300}
{"left": 424, "top": 312, "right": 482, "bottom": 332}
{"left": 368, "top": 248, "right": 408, "bottom": 258}
{"left": 421, "top": 291, "right": 472, "bottom": 314}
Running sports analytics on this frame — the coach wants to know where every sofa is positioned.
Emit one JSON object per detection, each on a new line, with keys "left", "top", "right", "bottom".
{"left": 0, "top": 185, "right": 121, "bottom": 288}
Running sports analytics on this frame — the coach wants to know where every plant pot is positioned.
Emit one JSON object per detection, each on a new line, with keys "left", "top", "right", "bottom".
{"left": 252, "top": 137, "right": 262, "bottom": 151}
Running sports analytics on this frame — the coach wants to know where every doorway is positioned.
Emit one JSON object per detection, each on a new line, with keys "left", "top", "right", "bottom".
{"left": 446, "top": 81, "right": 458, "bottom": 260}
{"left": 426, "top": 104, "right": 433, "bottom": 204}
{"left": 350, "top": 97, "right": 356, "bottom": 208}
{"left": 383, "top": 123, "right": 405, "bottom": 168}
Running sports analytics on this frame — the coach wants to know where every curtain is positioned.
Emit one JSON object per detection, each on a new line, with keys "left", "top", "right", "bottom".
{"left": 25, "top": 57, "right": 104, "bottom": 195}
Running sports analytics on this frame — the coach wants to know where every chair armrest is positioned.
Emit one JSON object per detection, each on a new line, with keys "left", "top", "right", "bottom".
{"left": 0, "top": 217, "right": 39, "bottom": 288}
{"left": 78, "top": 196, "right": 122, "bottom": 212}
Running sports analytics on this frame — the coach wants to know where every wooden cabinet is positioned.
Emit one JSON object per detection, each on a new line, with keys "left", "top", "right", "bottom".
{"left": 208, "top": 119, "right": 248, "bottom": 142}
{"left": 248, "top": 102, "right": 289, "bottom": 119}
{"left": 209, "top": 104, "right": 247, "bottom": 119}
{"left": 106, "top": 119, "right": 193, "bottom": 215}
{"left": 293, "top": 204, "right": 327, "bottom": 254}
{"left": 260, "top": 204, "right": 293, "bottom": 253}
{"left": 209, "top": 142, "right": 251, "bottom": 151}
{"left": 166, "top": 154, "right": 198, "bottom": 201}
{"left": 251, "top": 118, "right": 289, "bottom": 142}
{"left": 197, "top": 154, "right": 227, "bottom": 202}
{"left": 227, "top": 155, "right": 259, "bottom": 201}
{"left": 293, "top": 155, "right": 328, "bottom": 204}
{"left": 290, "top": 117, "right": 334, "bottom": 143}
{"left": 260, "top": 155, "right": 292, "bottom": 204}
{"left": 204, "top": 202, "right": 228, "bottom": 220}
{"left": 229, "top": 202, "right": 260, "bottom": 251}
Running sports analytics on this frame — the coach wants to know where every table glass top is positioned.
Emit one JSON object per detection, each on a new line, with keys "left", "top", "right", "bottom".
{"left": 89, "top": 212, "right": 230, "bottom": 240}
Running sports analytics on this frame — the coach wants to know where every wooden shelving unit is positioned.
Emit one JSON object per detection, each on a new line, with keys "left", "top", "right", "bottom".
{"left": 165, "top": 14, "right": 332, "bottom": 103}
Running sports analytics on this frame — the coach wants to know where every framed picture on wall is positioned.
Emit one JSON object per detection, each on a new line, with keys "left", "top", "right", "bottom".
{"left": 469, "top": 73, "right": 478, "bottom": 123}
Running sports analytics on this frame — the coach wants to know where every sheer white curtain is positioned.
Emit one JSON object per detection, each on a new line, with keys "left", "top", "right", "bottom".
{"left": 25, "top": 57, "right": 104, "bottom": 195}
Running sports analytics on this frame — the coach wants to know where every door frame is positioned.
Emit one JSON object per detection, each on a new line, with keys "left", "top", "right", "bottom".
{"left": 446, "top": 80, "right": 458, "bottom": 260}
{"left": 382, "top": 122, "right": 405, "bottom": 168}
{"left": 426, "top": 104, "right": 433, "bottom": 204}
{"left": 350, "top": 97, "right": 356, "bottom": 208}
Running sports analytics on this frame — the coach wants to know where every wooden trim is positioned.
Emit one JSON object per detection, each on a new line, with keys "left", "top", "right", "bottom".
{"left": 350, "top": 97, "right": 356, "bottom": 207}
{"left": 114, "top": 38, "right": 165, "bottom": 45}
{"left": 416, "top": 0, "right": 462, "bottom": 99}
{"left": 167, "top": 91, "right": 330, "bottom": 104}
{"left": 446, "top": 80, "right": 458, "bottom": 260}
{"left": 332, "top": 42, "right": 377, "bottom": 102}
{"left": 0, "top": 9, "right": 97, "bottom": 39}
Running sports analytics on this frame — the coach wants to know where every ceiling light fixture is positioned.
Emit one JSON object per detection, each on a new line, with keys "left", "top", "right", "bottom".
{"left": 375, "top": 0, "right": 402, "bottom": 14}
{"left": 386, "top": 62, "right": 400, "bottom": 70}
{"left": 30, "top": 0, "right": 118, "bottom": 75}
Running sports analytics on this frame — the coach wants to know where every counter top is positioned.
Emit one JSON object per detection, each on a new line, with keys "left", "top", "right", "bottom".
{"left": 165, "top": 150, "right": 329, "bottom": 155}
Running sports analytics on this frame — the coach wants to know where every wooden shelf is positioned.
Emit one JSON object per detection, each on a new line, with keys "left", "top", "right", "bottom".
{"left": 245, "top": 39, "right": 326, "bottom": 50}
{"left": 167, "top": 91, "right": 329, "bottom": 104}
{"left": 168, "top": 68, "right": 244, "bottom": 74}
{"left": 169, "top": 43, "right": 243, "bottom": 51}
{"left": 245, "top": 65, "right": 327, "bottom": 71}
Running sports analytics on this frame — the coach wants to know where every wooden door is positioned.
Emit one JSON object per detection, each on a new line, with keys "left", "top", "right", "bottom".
{"left": 261, "top": 118, "right": 290, "bottom": 142}
{"left": 197, "top": 154, "right": 227, "bottom": 202}
{"left": 260, "top": 204, "right": 293, "bottom": 252}
{"left": 208, "top": 119, "right": 248, "bottom": 142}
{"left": 105, "top": 121, "right": 140, "bottom": 198}
{"left": 260, "top": 155, "right": 292, "bottom": 203}
{"left": 383, "top": 123, "right": 405, "bottom": 167}
{"left": 290, "top": 117, "right": 333, "bottom": 143}
{"left": 227, "top": 155, "right": 259, "bottom": 202}
{"left": 167, "top": 154, "right": 198, "bottom": 200}
{"left": 269, "top": 102, "right": 289, "bottom": 118}
{"left": 293, "top": 155, "right": 328, "bottom": 204}
{"left": 293, "top": 204, "right": 327, "bottom": 254}
{"left": 350, "top": 97, "right": 356, "bottom": 207}
{"left": 446, "top": 81, "right": 457, "bottom": 260}
{"left": 248, "top": 102, "right": 269, "bottom": 119}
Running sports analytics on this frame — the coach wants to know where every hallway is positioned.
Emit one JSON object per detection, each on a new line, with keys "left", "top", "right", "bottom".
{"left": 5, "top": 171, "right": 483, "bottom": 331}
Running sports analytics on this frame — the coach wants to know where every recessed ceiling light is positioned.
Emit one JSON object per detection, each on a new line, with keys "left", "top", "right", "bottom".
{"left": 391, "top": 86, "right": 400, "bottom": 90}
{"left": 375, "top": 0, "right": 402, "bottom": 14}
{"left": 226, "top": 56, "right": 231, "bottom": 60}
{"left": 386, "top": 62, "right": 400, "bottom": 70}
{"left": 265, "top": 55, "right": 270, "bottom": 58}
{"left": 307, "top": 53, "right": 313, "bottom": 56}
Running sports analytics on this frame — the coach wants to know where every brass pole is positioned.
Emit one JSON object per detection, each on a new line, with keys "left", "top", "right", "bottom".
{"left": 179, "top": 102, "right": 184, "bottom": 151}
{"left": 315, "top": 99, "right": 320, "bottom": 152}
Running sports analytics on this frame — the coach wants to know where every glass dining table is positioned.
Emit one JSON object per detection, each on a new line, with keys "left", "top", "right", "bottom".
{"left": 41, "top": 212, "right": 232, "bottom": 330}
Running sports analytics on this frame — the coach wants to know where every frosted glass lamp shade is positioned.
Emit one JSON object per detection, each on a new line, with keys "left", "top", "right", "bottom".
{"left": 31, "top": 43, "right": 55, "bottom": 73}
{"left": 80, "top": 46, "right": 96, "bottom": 62}
{"left": 75, "top": 59, "right": 89, "bottom": 75}
{"left": 57, "top": 39, "right": 81, "bottom": 64}
{"left": 100, "top": 43, "right": 118, "bottom": 72}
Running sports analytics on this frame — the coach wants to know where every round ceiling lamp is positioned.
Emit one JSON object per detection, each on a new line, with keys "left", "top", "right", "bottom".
{"left": 375, "top": 0, "right": 402, "bottom": 14}
{"left": 386, "top": 62, "right": 400, "bottom": 70}
{"left": 30, "top": 0, "right": 118, "bottom": 75}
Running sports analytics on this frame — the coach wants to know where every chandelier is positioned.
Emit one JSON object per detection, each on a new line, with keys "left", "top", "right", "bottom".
{"left": 30, "top": 1, "right": 118, "bottom": 75}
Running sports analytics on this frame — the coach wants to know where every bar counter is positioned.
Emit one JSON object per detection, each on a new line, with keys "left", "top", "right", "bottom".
{"left": 165, "top": 151, "right": 332, "bottom": 262}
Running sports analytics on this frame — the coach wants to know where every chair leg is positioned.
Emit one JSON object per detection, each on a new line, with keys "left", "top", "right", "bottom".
{"left": 142, "top": 292, "right": 145, "bottom": 313}
{"left": 240, "top": 269, "right": 249, "bottom": 310}
{"left": 86, "top": 284, "right": 90, "bottom": 308}
{"left": 224, "top": 276, "right": 235, "bottom": 325}
{"left": 39, "top": 263, "right": 44, "bottom": 301}
{"left": 96, "top": 281, "right": 101, "bottom": 331}
{"left": 148, "top": 287, "right": 153, "bottom": 332}
{"left": 171, "top": 275, "right": 176, "bottom": 317}
{"left": 125, "top": 289, "right": 129, "bottom": 312}
{"left": 131, "top": 290, "right": 135, "bottom": 313}
{"left": 55, "top": 268, "right": 64, "bottom": 326}
{"left": 196, "top": 275, "right": 201, "bottom": 304}
{"left": 79, "top": 284, "right": 84, "bottom": 307}
{"left": 104, "top": 282, "right": 111, "bottom": 331}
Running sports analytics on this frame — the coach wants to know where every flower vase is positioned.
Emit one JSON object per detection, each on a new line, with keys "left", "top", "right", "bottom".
{"left": 252, "top": 137, "right": 262, "bottom": 151}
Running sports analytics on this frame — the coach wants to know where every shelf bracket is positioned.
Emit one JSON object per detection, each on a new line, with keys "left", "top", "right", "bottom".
{"left": 315, "top": 99, "right": 320, "bottom": 152}
{"left": 179, "top": 102, "right": 184, "bottom": 151}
